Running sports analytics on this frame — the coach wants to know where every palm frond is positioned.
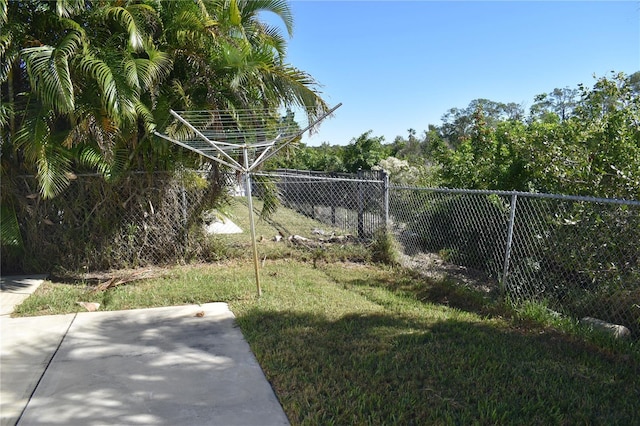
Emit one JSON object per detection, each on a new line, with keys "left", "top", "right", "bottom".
{"left": 0, "top": 31, "right": 11, "bottom": 58}
{"left": 36, "top": 145, "right": 73, "bottom": 198}
{"left": 0, "top": 102, "right": 13, "bottom": 129}
{"left": 55, "top": 0, "right": 85, "bottom": 18}
{"left": 57, "top": 16, "right": 87, "bottom": 39}
{"left": 124, "top": 3, "right": 160, "bottom": 30}
{"left": 0, "top": 0, "right": 7, "bottom": 26}
{"left": 169, "top": 80, "right": 194, "bottom": 110}
{"left": 256, "top": 23, "right": 288, "bottom": 59}
{"left": 268, "top": 64, "right": 329, "bottom": 122}
{"left": 79, "top": 145, "right": 112, "bottom": 176}
{"left": 134, "top": 99, "right": 156, "bottom": 134}
{"left": 106, "top": 147, "right": 130, "bottom": 179}
{"left": 229, "top": 0, "right": 242, "bottom": 26}
{"left": 21, "top": 43, "right": 76, "bottom": 114}
{"left": 76, "top": 53, "right": 121, "bottom": 121}
{"left": 124, "top": 39, "right": 172, "bottom": 92}
{"left": 239, "top": 0, "right": 293, "bottom": 37}
{"left": 101, "top": 5, "right": 149, "bottom": 51}
{"left": 62, "top": 110, "right": 119, "bottom": 162}
{"left": 0, "top": 202, "right": 23, "bottom": 249}
{"left": 15, "top": 112, "right": 72, "bottom": 198}
{"left": 0, "top": 49, "right": 17, "bottom": 87}
{"left": 123, "top": 57, "right": 141, "bottom": 92}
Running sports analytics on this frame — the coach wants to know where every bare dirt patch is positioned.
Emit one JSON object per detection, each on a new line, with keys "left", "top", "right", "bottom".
{"left": 401, "top": 252, "right": 499, "bottom": 296}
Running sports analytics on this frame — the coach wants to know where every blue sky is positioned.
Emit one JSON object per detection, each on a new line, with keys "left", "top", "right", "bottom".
{"left": 267, "top": 1, "right": 640, "bottom": 146}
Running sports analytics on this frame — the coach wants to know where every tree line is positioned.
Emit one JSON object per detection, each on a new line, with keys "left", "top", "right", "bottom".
{"left": 272, "top": 71, "right": 640, "bottom": 200}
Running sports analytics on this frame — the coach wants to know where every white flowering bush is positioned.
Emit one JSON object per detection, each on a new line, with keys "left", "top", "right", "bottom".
{"left": 374, "top": 157, "right": 437, "bottom": 186}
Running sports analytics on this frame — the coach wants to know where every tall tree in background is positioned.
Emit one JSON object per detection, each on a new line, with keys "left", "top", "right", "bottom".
{"left": 438, "top": 98, "right": 524, "bottom": 148}
{"left": 529, "top": 87, "right": 579, "bottom": 123}
{"left": 342, "top": 130, "right": 388, "bottom": 173}
{"left": 569, "top": 72, "right": 639, "bottom": 198}
{"left": 433, "top": 72, "right": 640, "bottom": 199}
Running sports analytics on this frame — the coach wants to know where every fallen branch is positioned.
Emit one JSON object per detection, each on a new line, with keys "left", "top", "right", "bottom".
{"left": 92, "top": 268, "right": 162, "bottom": 292}
{"left": 288, "top": 234, "right": 319, "bottom": 248}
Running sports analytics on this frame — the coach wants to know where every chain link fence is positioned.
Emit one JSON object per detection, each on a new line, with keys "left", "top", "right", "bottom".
{"left": 3, "top": 168, "right": 638, "bottom": 336}
{"left": 261, "top": 169, "right": 388, "bottom": 238}
{"left": 390, "top": 187, "right": 640, "bottom": 335}
{"left": 271, "top": 172, "right": 639, "bottom": 335}
{"left": 1, "top": 170, "right": 231, "bottom": 273}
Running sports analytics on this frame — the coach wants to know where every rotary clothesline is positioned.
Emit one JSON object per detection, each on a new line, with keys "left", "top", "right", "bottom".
{"left": 153, "top": 104, "right": 341, "bottom": 295}
{"left": 155, "top": 105, "right": 340, "bottom": 173}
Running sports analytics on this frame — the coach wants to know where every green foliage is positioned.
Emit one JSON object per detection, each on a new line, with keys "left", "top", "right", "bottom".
{"left": 343, "top": 130, "right": 389, "bottom": 173}
{"left": 1, "top": 0, "right": 328, "bottom": 196}
{"left": 433, "top": 72, "right": 640, "bottom": 199}
{"left": 530, "top": 87, "right": 579, "bottom": 122}
{"left": 267, "top": 71, "right": 639, "bottom": 199}
{"left": 439, "top": 98, "right": 525, "bottom": 149}
{"left": 1, "top": 172, "right": 227, "bottom": 274}
{"left": 370, "top": 228, "right": 400, "bottom": 265}
{"left": 434, "top": 115, "right": 532, "bottom": 191}
{"left": 1, "top": 0, "right": 329, "bottom": 263}
{"left": 0, "top": 201, "right": 22, "bottom": 250}
{"left": 266, "top": 141, "right": 346, "bottom": 172}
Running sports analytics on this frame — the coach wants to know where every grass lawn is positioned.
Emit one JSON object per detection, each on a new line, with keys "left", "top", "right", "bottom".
{"left": 233, "top": 261, "right": 640, "bottom": 425}
{"left": 13, "top": 197, "right": 640, "bottom": 424}
{"left": 15, "top": 258, "right": 640, "bottom": 425}
{"left": 199, "top": 196, "right": 371, "bottom": 263}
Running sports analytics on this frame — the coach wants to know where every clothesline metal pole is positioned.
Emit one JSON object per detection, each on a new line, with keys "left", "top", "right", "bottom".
{"left": 243, "top": 146, "right": 262, "bottom": 296}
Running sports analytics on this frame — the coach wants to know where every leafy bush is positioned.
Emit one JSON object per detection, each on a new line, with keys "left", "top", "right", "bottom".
{"left": 409, "top": 193, "right": 509, "bottom": 278}
{"left": 1, "top": 171, "right": 228, "bottom": 273}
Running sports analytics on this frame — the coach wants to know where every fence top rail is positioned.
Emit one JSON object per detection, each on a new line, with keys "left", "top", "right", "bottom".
{"left": 273, "top": 168, "right": 385, "bottom": 179}
{"left": 391, "top": 185, "right": 640, "bottom": 206}
{"left": 256, "top": 171, "right": 384, "bottom": 184}
{"left": 17, "top": 169, "right": 639, "bottom": 206}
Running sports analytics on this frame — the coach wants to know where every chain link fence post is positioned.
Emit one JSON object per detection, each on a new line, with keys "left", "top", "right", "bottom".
{"left": 330, "top": 173, "right": 337, "bottom": 226}
{"left": 382, "top": 170, "right": 390, "bottom": 231}
{"left": 501, "top": 193, "right": 518, "bottom": 296}
{"left": 357, "top": 170, "right": 364, "bottom": 238}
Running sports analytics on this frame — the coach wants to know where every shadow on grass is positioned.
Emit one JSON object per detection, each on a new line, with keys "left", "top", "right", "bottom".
{"left": 326, "top": 266, "right": 501, "bottom": 318}
{"left": 236, "top": 307, "right": 640, "bottom": 425}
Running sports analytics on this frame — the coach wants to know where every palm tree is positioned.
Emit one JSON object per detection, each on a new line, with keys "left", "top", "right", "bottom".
{"left": 1, "top": 0, "right": 171, "bottom": 253}
{"left": 158, "top": 0, "right": 328, "bottom": 130}
{"left": 1, "top": 0, "right": 171, "bottom": 197}
{"left": 1, "top": 0, "right": 329, "bottom": 249}
{"left": 2, "top": 0, "right": 328, "bottom": 194}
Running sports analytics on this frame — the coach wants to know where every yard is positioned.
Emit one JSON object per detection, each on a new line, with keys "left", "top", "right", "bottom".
{"left": 14, "top": 198, "right": 640, "bottom": 425}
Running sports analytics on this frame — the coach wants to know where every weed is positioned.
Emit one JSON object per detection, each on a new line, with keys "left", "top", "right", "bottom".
{"left": 369, "top": 228, "right": 400, "bottom": 266}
